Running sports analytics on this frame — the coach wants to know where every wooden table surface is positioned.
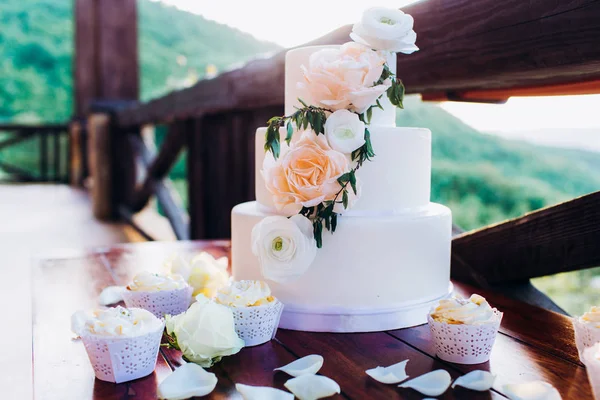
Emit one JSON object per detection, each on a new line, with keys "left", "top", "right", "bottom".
{"left": 32, "top": 240, "right": 593, "bottom": 399}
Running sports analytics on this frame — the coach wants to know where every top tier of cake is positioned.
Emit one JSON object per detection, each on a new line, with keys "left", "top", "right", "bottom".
{"left": 284, "top": 45, "right": 397, "bottom": 127}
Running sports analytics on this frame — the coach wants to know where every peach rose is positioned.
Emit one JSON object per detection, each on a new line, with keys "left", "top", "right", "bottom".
{"left": 300, "top": 42, "right": 391, "bottom": 114}
{"left": 262, "top": 130, "right": 354, "bottom": 215}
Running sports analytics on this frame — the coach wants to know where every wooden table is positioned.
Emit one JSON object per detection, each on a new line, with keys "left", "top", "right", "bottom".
{"left": 32, "top": 241, "right": 593, "bottom": 399}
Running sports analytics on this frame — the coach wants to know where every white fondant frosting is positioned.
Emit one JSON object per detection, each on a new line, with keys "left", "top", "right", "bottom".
{"left": 232, "top": 201, "right": 452, "bottom": 332}
{"left": 255, "top": 126, "right": 431, "bottom": 212}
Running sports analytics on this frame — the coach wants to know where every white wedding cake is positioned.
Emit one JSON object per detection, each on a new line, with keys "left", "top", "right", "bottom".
{"left": 231, "top": 7, "right": 452, "bottom": 332}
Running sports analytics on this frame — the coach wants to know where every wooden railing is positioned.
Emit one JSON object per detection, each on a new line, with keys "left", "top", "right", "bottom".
{"left": 0, "top": 124, "right": 70, "bottom": 183}
{"left": 76, "top": 0, "right": 600, "bottom": 306}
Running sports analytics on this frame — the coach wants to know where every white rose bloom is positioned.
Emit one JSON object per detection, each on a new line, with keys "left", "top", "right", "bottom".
{"left": 350, "top": 7, "right": 419, "bottom": 54}
{"left": 251, "top": 215, "right": 317, "bottom": 283}
{"left": 324, "top": 109, "right": 366, "bottom": 154}
{"left": 165, "top": 294, "right": 244, "bottom": 367}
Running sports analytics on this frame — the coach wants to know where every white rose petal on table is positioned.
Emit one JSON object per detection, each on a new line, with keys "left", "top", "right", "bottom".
{"left": 165, "top": 294, "right": 244, "bottom": 367}
{"left": 452, "top": 370, "right": 495, "bottom": 391}
{"left": 365, "top": 359, "right": 409, "bottom": 384}
{"left": 324, "top": 109, "right": 366, "bottom": 154}
{"left": 275, "top": 354, "right": 324, "bottom": 377}
{"left": 251, "top": 214, "right": 317, "bottom": 283}
{"left": 503, "top": 381, "right": 562, "bottom": 400}
{"left": 235, "top": 383, "right": 294, "bottom": 400}
{"left": 98, "top": 285, "right": 126, "bottom": 306}
{"left": 350, "top": 7, "right": 419, "bottom": 54}
{"left": 284, "top": 375, "right": 341, "bottom": 400}
{"left": 398, "top": 370, "right": 451, "bottom": 397}
{"left": 157, "top": 363, "right": 217, "bottom": 400}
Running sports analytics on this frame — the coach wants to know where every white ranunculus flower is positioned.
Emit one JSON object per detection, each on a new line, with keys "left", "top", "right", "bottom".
{"left": 324, "top": 109, "right": 366, "bottom": 154}
{"left": 165, "top": 294, "right": 244, "bottom": 367}
{"left": 251, "top": 215, "right": 317, "bottom": 283}
{"left": 350, "top": 7, "right": 419, "bottom": 54}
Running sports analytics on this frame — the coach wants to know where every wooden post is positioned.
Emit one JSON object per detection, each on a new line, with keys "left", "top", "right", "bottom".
{"left": 73, "top": 0, "right": 139, "bottom": 117}
{"left": 88, "top": 114, "right": 112, "bottom": 219}
{"left": 68, "top": 121, "right": 83, "bottom": 186}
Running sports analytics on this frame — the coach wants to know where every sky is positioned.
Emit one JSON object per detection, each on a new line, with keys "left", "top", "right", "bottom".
{"left": 154, "top": 0, "right": 600, "bottom": 135}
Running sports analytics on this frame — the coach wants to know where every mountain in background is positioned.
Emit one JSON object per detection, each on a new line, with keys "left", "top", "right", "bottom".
{"left": 0, "top": 0, "right": 279, "bottom": 122}
{"left": 487, "top": 128, "right": 600, "bottom": 153}
{"left": 2, "top": 0, "right": 600, "bottom": 232}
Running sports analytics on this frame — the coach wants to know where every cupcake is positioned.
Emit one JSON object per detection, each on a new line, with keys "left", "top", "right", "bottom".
{"left": 72, "top": 306, "right": 164, "bottom": 383}
{"left": 215, "top": 280, "right": 284, "bottom": 347}
{"left": 121, "top": 271, "right": 193, "bottom": 318}
{"left": 428, "top": 294, "right": 503, "bottom": 364}
{"left": 573, "top": 306, "right": 600, "bottom": 362}
{"left": 582, "top": 343, "right": 600, "bottom": 399}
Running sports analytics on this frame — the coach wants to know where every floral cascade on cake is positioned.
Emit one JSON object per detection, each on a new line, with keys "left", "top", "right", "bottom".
{"left": 260, "top": 7, "right": 417, "bottom": 253}
{"left": 231, "top": 7, "right": 453, "bottom": 333}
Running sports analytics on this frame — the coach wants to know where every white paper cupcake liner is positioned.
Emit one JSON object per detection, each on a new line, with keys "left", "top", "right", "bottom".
{"left": 428, "top": 311, "right": 503, "bottom": 364}
{"left": 572, "top": 318, "right": 600, "bottom": 363}
{"left": 80, "top": 321, "right": 165, "bottom": 383}
{"left": 583, "top": 344, "right": 600, "bottom": 400}
{"left": 230, "top": 300, "right": 284, "bottom": 347}
{"left": 121, "top": 286, "right": 193, "bottom": 319}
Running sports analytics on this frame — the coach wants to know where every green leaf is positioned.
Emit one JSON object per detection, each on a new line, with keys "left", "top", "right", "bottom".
{"left": 349, "top": 171, "right": 357, "bottom": 195}
{"left": 375, "top": 98, "right": 384, "bottom": 110}
{"left": 337, "top": 172, "right": 351, "bottom": 185}
{"left": 314, "top": 220, "right": 323, "bottom": 248}
{"left": 342, "top": 190, "right": 349, "bottom": 209}
{"left": 298, "top": 98, "right": 308, "bottom": 107}
{"left": 331, "top": 213, "right": 338, "bottom": 232}
{"left": 286, "top": 121, "right": 294, "bottom": 145}
{"left": 397, "top": 80, "right": 405, "bottom": 109}
{"left": 366, "top": 106, "right": 373, "bottom": 124}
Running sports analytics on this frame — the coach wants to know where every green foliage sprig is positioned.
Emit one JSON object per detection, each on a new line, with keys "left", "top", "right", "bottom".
{"left": 264, "top": 99, "right": 329, "bottom": 159}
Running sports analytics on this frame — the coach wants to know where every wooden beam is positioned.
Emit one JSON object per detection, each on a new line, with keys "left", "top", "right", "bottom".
{"left": 452, "top": 190, "right": 600, "bottom": 284}
{"left": 128, "top": 134, "right": 190, "bottom": 240}
{"left": 130, "top": 122, "right": 187, "bottom": 212}
{"left": 115, "top": 0, "right": 600, "bottom": 127}
{"left": 187, "top": 118, "right": 206, "bottom": 239}
{"left": 401, "top": 0, "right": 600, "bottom": 94}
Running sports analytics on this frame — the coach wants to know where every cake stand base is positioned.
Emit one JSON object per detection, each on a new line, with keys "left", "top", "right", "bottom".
{"left": 278, "top": 283, "right": 453, "bottom": 333}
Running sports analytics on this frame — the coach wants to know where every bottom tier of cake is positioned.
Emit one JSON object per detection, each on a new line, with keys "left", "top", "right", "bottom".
{"left": 231, "top": 201, "right": 453, "bottom": 332}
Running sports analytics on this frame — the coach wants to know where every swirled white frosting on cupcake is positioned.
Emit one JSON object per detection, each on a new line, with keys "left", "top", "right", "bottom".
{"left": 216, "top": 280, "right": 275, "bottom": 307}
{"left": 579, "top": 306, "right": 600, "bottom": 328}
{"left": 127, "top": 271, "right": 188, "bottom": 292}
{"left": 431, "top": 294, "right": 498, "bottom": 325}
{"left": 72, "top": 306, "right": 162, "bottom": 337}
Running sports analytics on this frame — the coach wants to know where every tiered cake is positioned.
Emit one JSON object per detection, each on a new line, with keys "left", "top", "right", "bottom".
{"left": 231, "top": 8, "right": 452, "bottom": 333}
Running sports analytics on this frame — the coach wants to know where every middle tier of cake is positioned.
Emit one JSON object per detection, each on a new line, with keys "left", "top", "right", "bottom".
{"left": 255, "top": 126, "right": 432, "bottom": 212}
{"left": 231, "top": 200, "right": 452, "bottom": 332}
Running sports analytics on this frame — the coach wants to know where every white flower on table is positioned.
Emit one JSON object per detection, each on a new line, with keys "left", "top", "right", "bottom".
{"left": 300, "top": 42, "right": 390, "bottom": 114}
{"left": 324, "top": 109, "right": 366, "bottom": 155}
{"left": 167, "top": 252, "right": 230, "bottom": 298}
{"left": 165, "top": 294, "right": 244, "bottom": 367}
{"left": 251, "top": 214, "right": 317, "bottom": 283}
{"left": 350, "top": 7, "right": 419, "bottom": 54}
